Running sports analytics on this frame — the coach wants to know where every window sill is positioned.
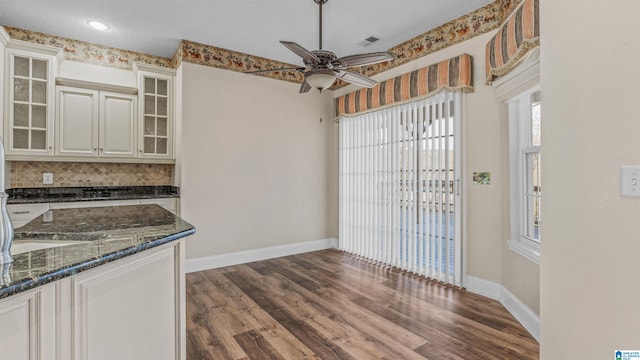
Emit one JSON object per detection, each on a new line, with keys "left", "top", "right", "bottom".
{"left": 508, "top": 238, "right": 540, "bottom": 264}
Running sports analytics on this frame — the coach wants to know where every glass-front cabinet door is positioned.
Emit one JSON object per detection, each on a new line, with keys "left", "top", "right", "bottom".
{"left": 142, "top": 76, "right": 170, "bottom": 157}
{"left": 5, "top": 49, "right": 56, "bottom": 156}
{"left": 135, "top": 65, "right": 174, "bottom": 160}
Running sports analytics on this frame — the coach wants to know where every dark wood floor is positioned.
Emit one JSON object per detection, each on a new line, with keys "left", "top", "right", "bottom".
{"left": 186, "top": 249, "right": 539, "bottom": 360}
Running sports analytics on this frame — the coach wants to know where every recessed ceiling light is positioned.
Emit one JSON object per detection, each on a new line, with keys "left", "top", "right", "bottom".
{"left": 87, "top": 20, "right": 110, "bottom": 31}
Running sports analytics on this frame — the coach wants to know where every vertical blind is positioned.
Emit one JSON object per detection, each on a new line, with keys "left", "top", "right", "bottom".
{"left": 339, "top": 91, "right": 462, "bottom": 286}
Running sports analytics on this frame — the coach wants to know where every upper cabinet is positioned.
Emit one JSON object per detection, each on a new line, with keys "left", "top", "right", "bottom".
{"left": 3, "top": 43, "right": 62, "bottom": 157}
{"left": 135, "top": 63, "right": 176, "bottom": 160}
{"left": 56, "top": 83, "right": 138, "bottom": 159}
{"left": 1, "top": 35, "right": 176, "bottom": 164}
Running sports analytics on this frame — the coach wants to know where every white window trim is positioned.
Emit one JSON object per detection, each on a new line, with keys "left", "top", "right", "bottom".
{"left": 508, "top": 91, "right": 540, "bottom": 264}
{"left": 495, "top": 48, "right": 541, "bottom": 264}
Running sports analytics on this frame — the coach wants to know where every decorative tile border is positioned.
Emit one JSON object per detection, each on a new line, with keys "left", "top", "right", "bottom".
{"left": 10, "top": 162, "right": 174, "bottom": 188}
{"left": 3, "top": 0, "right": 522, "bottom": 86}
{"left": 4, "top": 26, "right": 172, "bottom": 70}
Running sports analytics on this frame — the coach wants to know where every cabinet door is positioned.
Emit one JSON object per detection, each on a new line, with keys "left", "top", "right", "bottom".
{"left": 5, "top": 50, "right": 56, "bottom": 156}
{"left": 99, "top": 92, "right": 137, "bottom": 158}
{"left": 0, "top": 284, "right": 55, "bottom": 360}
{"left": 72, "top": 242, "right": 182, "bottom": 360}
{"left": 56, "top": 87, "right": 99, "bottom": 157}
{"left": 139, "top": 74, "right": 173, "bottom": 159}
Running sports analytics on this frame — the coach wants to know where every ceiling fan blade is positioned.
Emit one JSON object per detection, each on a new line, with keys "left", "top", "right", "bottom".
{"left": 299, "top": 79, "right": 312, "bottom": 93}
{"left": 280, "top": 41, "right": 321, "bottom": 64}
{"left": 334, "top": 51, "right": 394, "bottom": 68}
{"left": 245, "top": 67, "right": 304, "bottom": 75}
{"left": 338, "top": 70, "right": 378, "bottom": 88}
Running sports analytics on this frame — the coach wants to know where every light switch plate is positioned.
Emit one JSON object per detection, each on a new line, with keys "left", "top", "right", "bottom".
{"left": 620, "top": 166, "right": 640, "bottom": 197}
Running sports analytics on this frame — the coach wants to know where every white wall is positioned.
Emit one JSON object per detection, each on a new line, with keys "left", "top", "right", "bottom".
{"left": 541, "top": 0, "right": 640, "bottom": 358}
{"left": 178, "top": 62, "right": 333, "bottom": 259}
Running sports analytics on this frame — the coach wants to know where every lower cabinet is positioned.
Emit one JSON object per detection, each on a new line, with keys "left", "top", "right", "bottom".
{"left": 0, "top": 283, "right": 55, "bottom": 360}
{"left": 0, "top": 240, "right": 186, "bottom": 360}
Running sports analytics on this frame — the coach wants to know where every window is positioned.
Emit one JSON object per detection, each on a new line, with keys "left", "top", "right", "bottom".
{"left": 509, "top": 87, "right": 541, "bottom": 263}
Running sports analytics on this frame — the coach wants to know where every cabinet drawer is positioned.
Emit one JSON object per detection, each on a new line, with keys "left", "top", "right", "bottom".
{"left": 7, "top": 203, "right": 50, "bottom": 222}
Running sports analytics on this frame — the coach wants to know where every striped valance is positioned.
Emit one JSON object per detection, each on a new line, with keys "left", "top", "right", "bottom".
{"left": 485, "top": 0, "right": 539, "bottom": 85}
{"left": 334, "top": 54, "right": 473, "bottom": 118}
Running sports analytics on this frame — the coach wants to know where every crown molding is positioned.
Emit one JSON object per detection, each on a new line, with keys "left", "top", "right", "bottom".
{"left": 0, "top": 27, "right": 10, "bottom": 46}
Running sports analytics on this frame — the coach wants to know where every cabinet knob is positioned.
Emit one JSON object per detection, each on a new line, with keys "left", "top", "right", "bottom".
{"left": 100, "top": 148, "right": 103, "bottom": 152}
{"left": 94, "top": 148, "right": 97, "bottom": 152}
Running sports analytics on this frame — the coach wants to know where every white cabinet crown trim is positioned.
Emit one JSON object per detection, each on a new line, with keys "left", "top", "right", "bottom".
{"left": 133, "top": 62, "right": 176, "bottom": 77}
{"left": 56, "top": 78, "right": 138, "bottom": 95}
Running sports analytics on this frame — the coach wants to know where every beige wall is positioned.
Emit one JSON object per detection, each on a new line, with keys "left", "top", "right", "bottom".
{"left": 178, "top": 62, "right": 333, "bottom": 259}
{"left": 541, "top": 0, "right": 640, "bottom": 358}
{"left": 334, "top": 32, "right": 540, "bottom": 312}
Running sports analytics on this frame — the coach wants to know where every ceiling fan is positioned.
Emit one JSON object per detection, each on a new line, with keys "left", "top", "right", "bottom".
{"left": 246, "top": 0, "right": 394, "bottom": 93}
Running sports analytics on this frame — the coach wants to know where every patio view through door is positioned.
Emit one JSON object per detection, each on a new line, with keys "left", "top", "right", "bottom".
{"left": 339, "top": 91, "right": 462, "bottom": 286}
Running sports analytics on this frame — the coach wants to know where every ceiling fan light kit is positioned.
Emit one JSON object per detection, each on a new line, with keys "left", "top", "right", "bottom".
{"left": 245, "top": 0, "right": 394, "bottom": 93}
{"left": 305, "top": 70, "right": 337, "bottom": 92}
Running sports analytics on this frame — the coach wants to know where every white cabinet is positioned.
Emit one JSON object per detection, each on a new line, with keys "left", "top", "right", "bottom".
{"left": 100, "top": 92, "right": 137, "bottom": 158}
{"left": 55, "top": 87, "right": 98, "bottom": 156}
{"left": 56, "top": 86, "right": 137, "bottom": 159}
{"left": 0, "top": 240, "right": 185, "bottom": 360}
{"left": 3, "top": 44, "right": 61, "bottom": 157}
{"left": 134, "top": 63, "right": 175, "bottom": 160}
{"left": 0, "top": 283, "right": 55, "bottom": 360}
{"left": 71, "top": 242, "right": 183, "bottom": 360}
{"left": 3, "top": 46, "right": 176, "bottom": 163}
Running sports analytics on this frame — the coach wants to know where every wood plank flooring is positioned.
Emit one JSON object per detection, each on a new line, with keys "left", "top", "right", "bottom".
{"left": 186, "top": 249, "right": 539, "bottom": 359}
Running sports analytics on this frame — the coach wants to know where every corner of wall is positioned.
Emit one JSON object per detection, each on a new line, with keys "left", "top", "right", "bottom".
{"left": 464, "top": 274, "right": 540, "bottom": 342}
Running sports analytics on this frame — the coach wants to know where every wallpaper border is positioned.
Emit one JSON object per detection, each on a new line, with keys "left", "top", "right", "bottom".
{"left": 3, "top": 0, "right": 523, "bottom": 88}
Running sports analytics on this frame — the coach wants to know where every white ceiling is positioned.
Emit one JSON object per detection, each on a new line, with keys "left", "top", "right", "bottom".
{"left": 1, "top": 0, "right": 492, "bottom": 66}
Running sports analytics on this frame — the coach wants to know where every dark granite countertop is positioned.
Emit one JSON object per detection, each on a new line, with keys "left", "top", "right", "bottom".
{"left": 0, "top": 204, "right": 195, "bottom": 299}
{"left": 6, "top": 186, "right": 179, "bottom": 204}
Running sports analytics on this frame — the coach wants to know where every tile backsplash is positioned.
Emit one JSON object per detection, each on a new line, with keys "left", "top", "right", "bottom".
{"left": 10, "top": 161, "right": 174, "bottom": 188}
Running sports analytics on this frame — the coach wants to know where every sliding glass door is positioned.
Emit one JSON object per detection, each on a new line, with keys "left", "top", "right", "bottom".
{"left": 339, "top": 91, "right": 462, "bottom": 286}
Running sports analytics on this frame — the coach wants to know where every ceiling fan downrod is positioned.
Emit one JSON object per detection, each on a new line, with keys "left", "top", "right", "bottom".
{"left": 314, "top": 0, "right": 328, "bottom": 50}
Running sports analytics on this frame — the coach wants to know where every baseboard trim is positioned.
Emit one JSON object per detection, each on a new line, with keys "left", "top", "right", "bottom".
{"left": 186, "top": 238, "right": 339, "bottom": 273}
{"left": 464, "top": 275, "right": 540, "bottom": 342}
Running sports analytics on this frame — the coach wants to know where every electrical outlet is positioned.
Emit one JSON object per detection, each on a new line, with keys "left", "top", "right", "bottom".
{"left": 43, "top": 210, "right": 53, "bottom": 222}
{"left": 43, "top": 173, "right": 53, "bottom": 185}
